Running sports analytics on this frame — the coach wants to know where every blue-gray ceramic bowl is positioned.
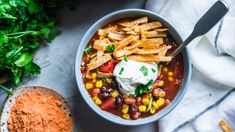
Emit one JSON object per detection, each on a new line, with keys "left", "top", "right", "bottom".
{"left": 75, "top": 9, "right": 191, "bottom": 126}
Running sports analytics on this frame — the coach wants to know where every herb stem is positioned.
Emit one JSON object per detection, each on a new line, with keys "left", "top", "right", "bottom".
{"left": 0, "top": 84, "right": 13, "bottom": 95}
{"left": 7, "top": 31, "right": 37, "bottom": 36}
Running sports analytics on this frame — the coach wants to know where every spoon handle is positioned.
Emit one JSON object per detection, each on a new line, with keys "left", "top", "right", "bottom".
{"left": 171, "top": 0, "right": 229, "bottom": 59}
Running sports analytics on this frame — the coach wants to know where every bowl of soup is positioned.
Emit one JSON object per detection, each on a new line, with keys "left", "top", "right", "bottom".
{"left": 75, "top": 9, "right": 191, "bottom": 125}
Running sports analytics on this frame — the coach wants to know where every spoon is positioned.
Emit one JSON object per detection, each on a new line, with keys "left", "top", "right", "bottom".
{"left": 170, "top": 0, "right": 229, "bottom": 60}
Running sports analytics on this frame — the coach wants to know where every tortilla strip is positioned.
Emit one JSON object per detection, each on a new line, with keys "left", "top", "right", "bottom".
{"left": 126, "top": 30, "right": 140, "bottom": 35}
{"left": 108, "top": 32, "right": 125, "bottom": 41}
{"left": 87, "top": 53, "right": 112, "bottom": 71}
{"left": 119, "top": 17, "right": 148, "bottom": 28}
{"left": 115, "top": 35, "right": 139, "bottom": 50}
{"left": 98, "top": 25, "right": 117, "bottom": 36}
{"left": 113, "top": 48, "right": 139, "bottom": 58}
{"left": 97, "top": 71, "right": 114, "bottom": 78}
{"left": 139, "top": 38, "right": 164, "bottom": 48}
{"left": 134, "top": 21, "right": 163, "bottom": 32}
{"left": 154, "top": 28, "right": 168, "bottom": 32}
{"left": 94, "top": 38, "right": 110, "bottom": 51}
{"left": 219, "top": 119, "right": 232, "bottom": 132}
{"left": 141, "top": 30, "right": 167, "bottom": 38}
{"left": 136, "top": 46, "right": 171, "bottom": 55}
{"left": 124, "top": 41, "right": 141, "bottom": 50}
{"left": 118, "top": 55, "right": 172, "bottom": 62}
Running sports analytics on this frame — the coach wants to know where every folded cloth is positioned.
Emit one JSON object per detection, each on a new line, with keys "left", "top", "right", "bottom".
{"left": 146, "top": 0, "right": 235, "bottom": 131}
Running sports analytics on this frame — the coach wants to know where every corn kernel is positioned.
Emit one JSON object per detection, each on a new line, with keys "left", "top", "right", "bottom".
{"left": 168, "top": 77, "right": 174, "bottom": 82}
{"left": 111, "top": 90, "right": 119, "bottom": 98}
{"left": 92, "top": 79, "right": 96, "bottom": 83}
{"left": 92, "top": 96, "right": 98, "bottom": 101}
{"left": 91, "top": 73, "right": 97, "bottom": 79}
{"left": 85, "top": 74, "right": 91, "bottom": 79}
{"left": 99, "top": 36, "right": 105, "bottom": 40}
{"left": 94, "top": 98, "right": 102, "bottom": 105}
{"left": 123, "top": 94, "right": 129, "bottom": 98}
{"left": 163, "top": 67, "right": 168, "bottom": 72}
{"left": 122, "top": 113, "right": 130, "bottom": 120}
{"left": 122, "top": 104, "right": 129, "bottom": 114}
{"left": 159, "top": 91, "right": 166, "bottom": 98}
{"left": 156, "top": 98, "right": 165, "bottom": 107}
{"left": 96, "top": 80, "right": 103, "bottom": 88}
{"left": 85, "top": 83, "right": 93, "bottom": 89}
{"left": 106, "top": 78, "right": 112, "bottom": 84}
{"left": 142, "top": 98, "right": 150, "bottom": 106}
{"left": 138, "top": 105, "right": 147, "bottom": 112}
{"left": 157, "top": 80, "right": 164, "bottom": 87}
{"left": 168, "top": 72, "right": 173, "bottom": 76}
{"left": 152, "top": 102, "right": 159, "bottom": 109}
{"left": 150, "top": 107, "right": 156, "bottom": 114}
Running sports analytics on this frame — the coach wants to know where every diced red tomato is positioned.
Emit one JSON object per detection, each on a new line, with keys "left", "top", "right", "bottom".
{"left": 98, "top": 60, "right": 116, "bottom": 73}
{"left": 100, "top": 97, "right": 115, "bottom": 110}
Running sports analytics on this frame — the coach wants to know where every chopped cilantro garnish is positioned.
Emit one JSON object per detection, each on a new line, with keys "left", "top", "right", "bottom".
{"left": 135, "top": 80, "right": 154, "bottom": 95}
{"left": 106, "top": 45, "right": 115, "bottom": 53}
{"left": 119, "top": 67, "right": 124, "bottom": 75}
{"left": 84, "top": 45, "right": 92, "bottom": 54}
{"left": 124, "top": 54, "right": 128, "bottom": 62}
{"left": 151, "top": 68, "right": 156, "bottom": 73}
{"left": 140, "top": 65, "right": 148, "bottom": 76}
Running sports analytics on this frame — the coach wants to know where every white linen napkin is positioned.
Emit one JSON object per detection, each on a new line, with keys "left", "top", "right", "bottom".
{"left": 146, "top": 0, "right": 235, "bottom": 131}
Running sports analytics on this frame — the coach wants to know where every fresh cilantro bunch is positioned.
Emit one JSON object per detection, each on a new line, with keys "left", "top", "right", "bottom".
{"left": 0, "top": 0, "right": 60, "bottom": 89}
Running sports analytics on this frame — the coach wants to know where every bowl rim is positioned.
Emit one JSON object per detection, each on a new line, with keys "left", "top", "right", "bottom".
{"left": 75, "top": 8, "right": 192, "bottom": 126}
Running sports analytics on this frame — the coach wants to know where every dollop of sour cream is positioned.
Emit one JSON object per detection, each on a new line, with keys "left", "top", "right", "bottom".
{"left": 113, "top": 60, "right": 158, "bottom": 94}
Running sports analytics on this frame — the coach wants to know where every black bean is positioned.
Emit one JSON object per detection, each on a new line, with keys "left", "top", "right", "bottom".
{"left": 115, "top": 95, "right": 123, "bottom": 108}
{"left": 106, "top": 88, "right": 114, "bottom": 93}
{"left": 99, "top": 92, "right": 110, "bottom": 100}
{"left": 129, "top": 104, "right": 138, "bottom": 115}
{"left": 100, "top": 87, "right": 107, "bottom": 93}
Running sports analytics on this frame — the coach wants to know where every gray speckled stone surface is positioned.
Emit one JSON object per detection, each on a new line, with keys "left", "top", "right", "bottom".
{"left": 0, "top": 0, "right": 159, "bottom": 131}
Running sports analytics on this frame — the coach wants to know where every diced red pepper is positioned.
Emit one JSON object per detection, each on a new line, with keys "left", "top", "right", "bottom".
{"left": 100, "top": 97, "right": 115, "bottom": 110}
{"left": 98, "top": 60, "right": 116, "bottom": 73}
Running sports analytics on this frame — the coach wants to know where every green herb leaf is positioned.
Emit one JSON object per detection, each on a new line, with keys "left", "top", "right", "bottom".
{"left": 106, "top": 45, "right": 115, "bottom": 53}
{"left": 135, "top": 80, "right": 154, "bottom": 95}
{"left": 140, "top": 65, "right": 148, "bottom": 76}
{"left": 119, "top": 67, "right": 124, "bottom": 75}
{"left": 84, "top": 45, "right": 92, "bottom": 54}
{"left": 151, "top": 68, "right": 156, "bottom": 73}
{"left": 24, "top": 62, "right": 40, "bottom": 75}
{"left": 124, "top": 54, "right": 128, "bottom": 62}
{"left": 14, "top": 53, "right": 33, "bottom": 67}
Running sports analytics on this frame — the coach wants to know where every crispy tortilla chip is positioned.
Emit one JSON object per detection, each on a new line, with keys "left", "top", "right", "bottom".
{"left": 97, "top": 71, "right": 114, "bottom": 78}
{"left": 119, "top": 17, "right": 148, "bottom": 28}
{"left": 113, "top": 48, "right": 139, "bottom": 58}
{"left": 118, "top": 55, "right": 172, "bottom": 62}
{"left": 134, "top": 21, "right": 163, "bottom": 32}
{"left": 108, "top": 32, "right": 125, "bottom": 41}
{"left": 126, "top": 30, "right": 140, "bottom": 35}
{"left": 124, "top": 41, "right": 141, "bottom": 50}
{"left": 219, "top": 119, "right": 232, "bottom": 132}
{"left": 154, "top": 28, "right": 168, "bottom": 32}
{"left": 94, "top": 38, "right": 111, "bottom": 51}
{"left": 98, "top": 25, "right": 117, "bottom": 36}
{"left": 141, "top": 30, "right": 167, "bottom": 38}
{"left": 136, "top": 46, "right": 171, "bottom": 55}
{"left": 115, "top": 35, "right": 139, "bottom": 50}
{"left": 139, "top": 38, "right": 164, "bottom": 48}
{"left": 87, "top": 53, "right": 112, "bottom": 71}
